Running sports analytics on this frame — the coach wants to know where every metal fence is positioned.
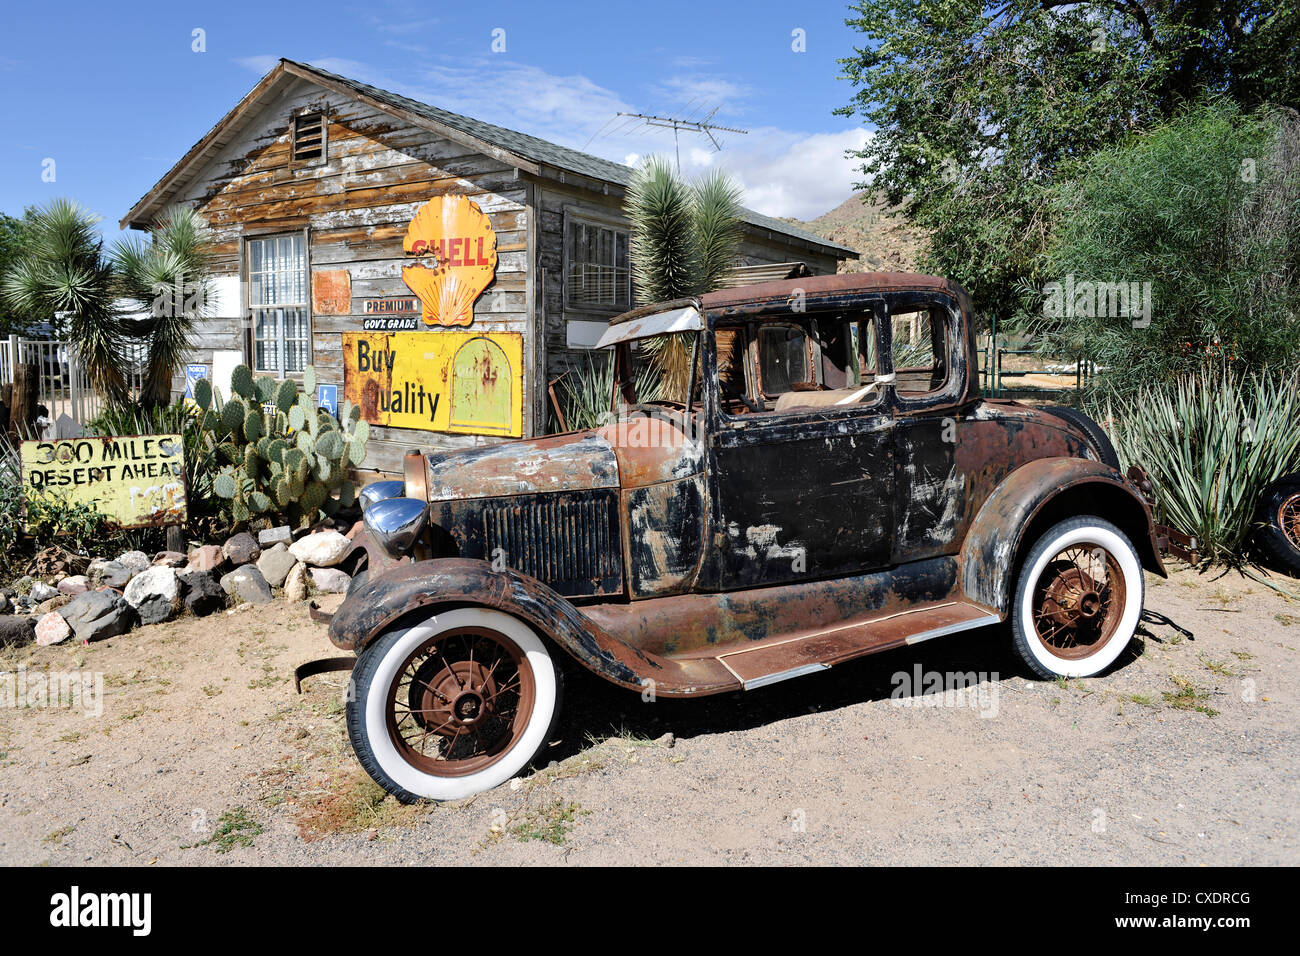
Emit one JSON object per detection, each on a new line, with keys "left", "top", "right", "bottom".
{"left": 0, "top": 335, "right": 148, "bottom": 436}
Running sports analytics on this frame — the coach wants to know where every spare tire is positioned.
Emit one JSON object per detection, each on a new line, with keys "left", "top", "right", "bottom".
{"left": 1256, "top": 473, "right": 1300, "bottom": 577}
{"left": 1043, "top": 405, "right": 1122, "bottom": 471}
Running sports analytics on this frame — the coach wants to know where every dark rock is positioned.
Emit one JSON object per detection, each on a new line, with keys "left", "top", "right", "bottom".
{"left": 95, "top": 561, "right": 132, "bottom": 590}
{"left": 222, "top": 532, "right": 261, "bottom": 566}
{"left": 0, "top": 615, "right": 36, "bottom": 647}
{"left": 177, "top": 570, "right": 226, "bottom": 617}
{"left": 59, "top": 591, "right": 135, "bottom": 642}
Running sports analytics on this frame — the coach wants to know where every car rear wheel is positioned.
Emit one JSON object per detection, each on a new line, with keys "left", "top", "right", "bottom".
{"left": 1010, "top": 516, "right": 1143, "bottom": 678}
{"left": 1256, "top": 475, "right": 1300, "bottom": 577}
{"left": 346, "top": 607, "right": 559, "bottom": 802}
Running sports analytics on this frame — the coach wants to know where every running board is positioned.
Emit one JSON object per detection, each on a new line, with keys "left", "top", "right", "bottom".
{"left": 715, "top": 602, "right": 1001, "bottom": 691}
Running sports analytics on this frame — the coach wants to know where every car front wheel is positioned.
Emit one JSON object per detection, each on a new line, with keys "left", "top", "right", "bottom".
{"left": 346, "top": 607, "right": 559, "bottom": 802}
{"left": 1010, "top": 516, "right": 1144, "bottom": 679}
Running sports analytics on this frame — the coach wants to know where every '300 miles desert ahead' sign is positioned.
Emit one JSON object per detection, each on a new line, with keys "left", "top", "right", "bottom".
{"left": 21, "top": 435, "right": 188, "bottom": 529}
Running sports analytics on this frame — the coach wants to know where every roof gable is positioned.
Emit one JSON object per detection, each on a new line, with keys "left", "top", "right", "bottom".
{"left": 121, "top": 58, "right": 858, "bottom": 259}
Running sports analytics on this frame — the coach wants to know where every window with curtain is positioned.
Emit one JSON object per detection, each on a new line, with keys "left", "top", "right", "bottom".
{"left": 247, "top": 233, "right": 310, "bottom": 375}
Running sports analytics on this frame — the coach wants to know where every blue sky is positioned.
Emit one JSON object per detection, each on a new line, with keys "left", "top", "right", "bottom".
{"left": 0, "top": 0, "right": 871, "bottom": 239}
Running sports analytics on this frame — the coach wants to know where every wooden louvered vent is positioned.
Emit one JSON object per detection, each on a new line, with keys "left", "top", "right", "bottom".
{"left": 292, "top": 112, "right": 325, "bottom": 162}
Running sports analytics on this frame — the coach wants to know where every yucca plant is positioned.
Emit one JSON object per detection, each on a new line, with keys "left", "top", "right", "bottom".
{"left": 112, "top": 206, "right": 215, "bottom": 407}
{"left": 624, "top": 158, "right": 744, "bottom": 397}
{"left": 1096, "top": 367, "right": 1300, "bottom": 562}
{"left": 2, "top": 200, "right": 214, "bottom": 408}
{"left": 1, "top": 198, "right": 128, "bottom": 402}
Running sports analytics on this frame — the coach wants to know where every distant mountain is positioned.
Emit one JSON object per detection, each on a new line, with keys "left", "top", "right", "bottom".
{"left": 785, "top": 192, "right": 927, "bottom": 274}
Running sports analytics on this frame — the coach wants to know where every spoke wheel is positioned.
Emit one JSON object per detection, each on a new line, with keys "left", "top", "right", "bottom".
{"left": 1010, "top": 516, "right": 1143, "bottom": 679}
{"left": 387, "top": 626, "right": 535, "bottom": 778}
{"left": 1030, "top": 544, "right": 1127, "bottom": 661}
{"left": 1278, "top": 493, "right": 1300, "bottom": 552}
{"left": 347, "top": 607, "right": 559, "bottom": 802}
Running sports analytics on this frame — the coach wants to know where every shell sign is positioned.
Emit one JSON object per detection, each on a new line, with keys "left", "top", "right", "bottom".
{"left": 401, "top": 195, "right": 498, "bottom": 327}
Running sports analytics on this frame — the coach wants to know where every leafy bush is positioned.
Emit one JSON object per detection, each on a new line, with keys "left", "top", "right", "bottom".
{"left": 1096, "top": 368, "right": 1300, "bottom": 562}
{"left": 193, "top": 365, "right": 368, "bottom": 529}
{"left": 1028, "top": 101, "right": 1300, "bottom": 394}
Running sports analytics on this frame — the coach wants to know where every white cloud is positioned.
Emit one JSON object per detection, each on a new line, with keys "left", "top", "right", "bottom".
{"left": 234, "top": 55, "right": 869, "bottom": 221}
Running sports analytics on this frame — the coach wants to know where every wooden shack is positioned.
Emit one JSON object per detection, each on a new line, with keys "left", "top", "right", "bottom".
{"left": 121, "top": 58, "right": 857, "bottom": 476}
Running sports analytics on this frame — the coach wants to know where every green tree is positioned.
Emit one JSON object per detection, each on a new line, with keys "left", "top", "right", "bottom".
{"left": 1033, "top": 101, "right": 1299, "bottom": 394}
{"left": 0, "top": 208, "right": 39, "bottom": 334}
{"left": 836, "top": 1, "right": 1300, "bottom": 315}
{"left": 624, "top": 157, "right": 743, "bottom": 395}
{"left": 1, "top": 199, "right": 127, "bottom": 399}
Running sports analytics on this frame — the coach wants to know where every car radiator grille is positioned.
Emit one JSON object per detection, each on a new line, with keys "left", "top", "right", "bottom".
{"left": 482, "top": 494, "right": 622, "bottom": 594}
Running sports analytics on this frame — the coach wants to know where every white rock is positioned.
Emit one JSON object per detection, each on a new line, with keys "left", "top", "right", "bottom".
{"left": 35, "top": 612, "right": 72, "bottom": 646}
{"left": 283, "top": 562, "right": 308, "bottom": 603}
{"left": 309, "top": 567, "right": 351, "bottom": 593}
{"left": 123, "top": 566, "right": 181, "bottom": 625}
{"left": 289, "top": 530, "right": 350, "bottom": 567}
{"left": 29, "top": 582, "right": 59, "bottom": 602}
{"left": 117, "top": 550, "right": 151, "bottom": 577}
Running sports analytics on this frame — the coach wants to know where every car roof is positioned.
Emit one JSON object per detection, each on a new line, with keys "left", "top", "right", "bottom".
{"left": 701, "top": 272, "right": 956, "bottom": 314}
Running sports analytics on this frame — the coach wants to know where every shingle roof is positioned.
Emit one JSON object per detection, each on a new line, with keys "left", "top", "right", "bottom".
{"left": 287, "top": 60, "right": 857, "bottom": 258}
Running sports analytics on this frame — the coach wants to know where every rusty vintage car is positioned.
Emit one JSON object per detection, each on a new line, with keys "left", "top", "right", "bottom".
{"left": 328, "top": 273, "right": 1165, "bottom": 801}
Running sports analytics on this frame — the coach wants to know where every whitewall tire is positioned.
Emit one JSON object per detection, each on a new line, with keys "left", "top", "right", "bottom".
{"left": 346, "top": 607, "right": 559, "bottom": 802}
{"left": 1010, "top": 516, "right": 1144, "bottom": 679}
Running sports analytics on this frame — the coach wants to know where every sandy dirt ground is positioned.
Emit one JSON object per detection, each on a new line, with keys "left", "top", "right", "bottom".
{"left": 0, "top": 564, "right": 1295, "bottom": 866}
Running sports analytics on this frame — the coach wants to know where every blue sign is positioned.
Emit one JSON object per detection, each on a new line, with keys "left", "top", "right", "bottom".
{"left": 317, "top": 383, "right": 339, "bottom": 417}
{"left": 185, "top": 364, "right": 208, "bottom": 402}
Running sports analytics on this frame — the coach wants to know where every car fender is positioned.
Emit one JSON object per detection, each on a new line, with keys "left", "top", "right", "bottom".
{"left": 959, "top": 457, "right": 1165, "bottom": 613}
{"left": 328, "top": 557, "right": 666, "bottom": 693}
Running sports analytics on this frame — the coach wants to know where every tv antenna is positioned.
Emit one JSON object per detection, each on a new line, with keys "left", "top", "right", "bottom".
{"left": 614, "top": 108, "right": 748, "bottom": 171}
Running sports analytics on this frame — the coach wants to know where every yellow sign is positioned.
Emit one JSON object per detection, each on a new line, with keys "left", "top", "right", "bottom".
{"left": 21, "top": 435, "right": 188, "bottom": 529}
{"left": 343, "top": 331, "right": 523, "bottom": 437}
{"left": 402, "top": 195, "right": 498, "bottom": 327}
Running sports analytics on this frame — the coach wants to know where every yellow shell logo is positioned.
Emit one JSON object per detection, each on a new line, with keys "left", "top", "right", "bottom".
{"left": 401, "top": 195, "right": 498, "bottom": 327}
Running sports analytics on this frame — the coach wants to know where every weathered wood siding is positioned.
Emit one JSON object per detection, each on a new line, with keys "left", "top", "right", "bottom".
{"left": 172, "top": 78, "right": 533, "bottom": 476}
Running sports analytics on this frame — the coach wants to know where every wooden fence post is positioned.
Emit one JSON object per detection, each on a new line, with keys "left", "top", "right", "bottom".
{"left": 9, "top": 362, "right": 39, "bottom": 441}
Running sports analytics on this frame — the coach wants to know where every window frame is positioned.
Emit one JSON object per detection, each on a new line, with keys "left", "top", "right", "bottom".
{"left": 243, "top": 229, "right": 313, "bottom": 379}
{"left": 884, "top": 292, "right": 965, "bottom": 412}
{"left": 562, "top": 209, "right": 632, "bottom": 314}
{"left": 716, "top": 305, "right": 892, "bottom": 424}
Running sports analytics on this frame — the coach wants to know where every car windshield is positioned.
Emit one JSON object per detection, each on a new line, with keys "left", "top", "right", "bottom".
{"left": 598, "top": 304, "right": 704, "bottom": 408}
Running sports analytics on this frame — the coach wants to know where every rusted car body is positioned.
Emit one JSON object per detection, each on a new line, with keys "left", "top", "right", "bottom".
{"left": 330, "top": 273, "right": 1165, "bottom": 800}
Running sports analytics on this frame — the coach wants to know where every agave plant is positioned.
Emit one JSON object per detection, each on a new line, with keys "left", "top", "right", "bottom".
{"left": 552, "top": 353, "right": 661, "bottom": 433}
{"left": 624, "top": 158, "right": 744, "bottom": 398}
{"left": 1097, "top": 367, "right": 1300, "bottom": 562}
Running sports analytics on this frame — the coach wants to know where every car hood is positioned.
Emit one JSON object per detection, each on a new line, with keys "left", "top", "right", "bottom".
{"left": 424, "top": 430, "right": 620, "bottom": 502}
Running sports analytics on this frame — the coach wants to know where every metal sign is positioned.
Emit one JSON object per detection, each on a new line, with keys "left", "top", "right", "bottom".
{"left": 184, "top": 364, "right": 208, "bottom": 406}
{"left": 362, "top": 298, "right": 422, "bottom": 332}
{"left": 21, "top": 435, "right": 188, "bottom": 529}
{"left": 401, "top": 195, "right": 498, "bottom": 327}
{"left": 342, "top": 331, "right": 522, "bottom": 437}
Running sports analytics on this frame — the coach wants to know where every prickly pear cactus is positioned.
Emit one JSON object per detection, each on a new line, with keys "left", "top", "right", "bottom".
{"left": 193, "top": 363, "right": 367, "bottom": 529}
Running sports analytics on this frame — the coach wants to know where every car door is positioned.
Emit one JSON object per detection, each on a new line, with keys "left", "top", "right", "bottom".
{"left": 708, "top": 307, "right": 895, "bottom": 590}
{"left": 887, "top": 291, "right": 976, "bottom": 562}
